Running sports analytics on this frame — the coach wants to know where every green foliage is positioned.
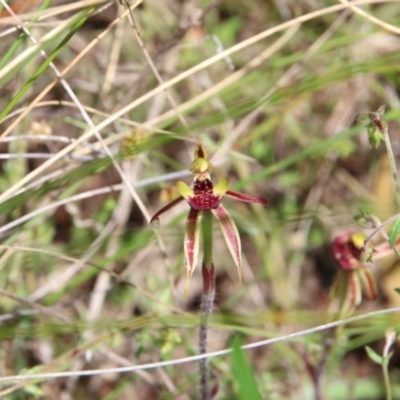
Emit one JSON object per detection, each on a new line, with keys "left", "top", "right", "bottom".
{"left": 0, "top": 7, "right": 95, "bottom": 119}
{"left": 389, "top": 217, "right": 400, "bottom": 247}
{"left": 231, "top": 336, "right": 263, "bottom": 400}
{"left": 0, "top": 1, "right": 399, "bottom": 399}
{"left": 365, "top": 345, "right": 384, "bottom": 364}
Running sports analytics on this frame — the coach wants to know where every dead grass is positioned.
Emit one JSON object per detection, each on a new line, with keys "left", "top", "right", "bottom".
{"left": 0, "top": 0, "right": 400, "bottom": 399}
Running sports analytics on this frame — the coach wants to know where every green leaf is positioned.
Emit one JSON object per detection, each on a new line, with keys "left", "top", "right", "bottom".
{"left": 365, "top": 346, "right": 383, "bottom": 365}
{"left": 24, "top": 383, "right": 44, "bottom": 398}
{"left": 367, "top": 125, "right": 384, "bottom": 148}
{"left": 0, "top": 7, "right": 95, "bottom": 121}
{"left": 0, "top": 0, "right": 52, "bottom": 71}
{"left": 231, "top": 336, "right": 262, "bottom": 400}
{"left": 389, "top": 217, "right": 400, "bottom": 247}
{"left": 394, "top": 288, "right": 400, "bottom": 296}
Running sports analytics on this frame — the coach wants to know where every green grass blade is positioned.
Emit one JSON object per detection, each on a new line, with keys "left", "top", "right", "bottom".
{"left": 233, "top": 124, "right": 363, "bottom": 190}
{"left": 0, "top": 0, "right": 53, "bottom": 70}
{"left": 231, "top": 335, "right": 263, "bottom": 400}
{"left": 0, "top": 6, "right": 95, "bottom": 121}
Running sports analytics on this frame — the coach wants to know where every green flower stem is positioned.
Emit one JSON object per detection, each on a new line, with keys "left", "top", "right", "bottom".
{"left": 199, "top": 211, "right": 215, "bottom": 400}
{"left": 202, "top": 210, "right": 213, "bottom": 270}
{"left": 383, "top": 357, "right": 392, "bottom": 400}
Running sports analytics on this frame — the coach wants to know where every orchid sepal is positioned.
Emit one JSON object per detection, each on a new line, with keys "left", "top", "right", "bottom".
{"left": 212, "top": 204, "right": 242, "bottom": 286}
{"left": 329, "top": 230, "right": 378, "bottom": 314}
{"left": 348, "top": 270, "right": 362, "bottom": 308}
{"left": 225, "top": 190, "right": 269, "bottom": 206}
{"left": 356, "top": 267, "right": 378, "bottom": 301}
{"left": 184, "top": 209, "right": 202, "bottom": 298}
{"left": 150, "top": 196, "right": 184, "bottom": 224}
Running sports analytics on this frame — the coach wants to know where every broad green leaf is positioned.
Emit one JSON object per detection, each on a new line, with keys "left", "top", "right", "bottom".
{"left": 231, "top": 336, "right": 263, "bottom": 400}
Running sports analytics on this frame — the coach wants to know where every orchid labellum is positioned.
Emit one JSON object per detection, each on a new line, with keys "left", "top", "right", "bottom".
{"left": 150, "top": 144, "right": 269, "bottom": 297}
{"left": 330, "top": 231, "right": 377, "bottom": 313}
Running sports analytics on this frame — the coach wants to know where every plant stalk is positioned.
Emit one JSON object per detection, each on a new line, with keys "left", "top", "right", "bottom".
{"left": 199, "top": 210, "right": 215, "bottom": 400}
{"left": 383, "top": 358, "right": 392, "bottom": 400}
{"left": 382, "top": 125, "right": 400, "bottom": 209}
{"left": 371, "top": 107, "right": 400, "bottom": 208}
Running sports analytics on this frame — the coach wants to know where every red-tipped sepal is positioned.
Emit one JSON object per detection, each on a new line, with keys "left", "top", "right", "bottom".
{"left": 225, "top": 190, "right": 269, "bottom": 206}
{"left": 212, "top": 204, "right": 242, "bottom": 285}
{"left": 348, "top": 270, "right": 362, "bottom": 309}
{"left": 357, "top": 267, "right": 378, "bottom": 301}
{"left": 184, "top": 208, "right": 202, "bottom": 298}
{"left": 150, "top": 196, "right": 185, "bottom": 224}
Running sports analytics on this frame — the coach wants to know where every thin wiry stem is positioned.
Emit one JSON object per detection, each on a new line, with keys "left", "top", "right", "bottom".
{"left": 0, "top": 0, "right": 388, "bottom": 201}
{"left": 382, "top": 330, "right": 396, "bottom": 400}
{"left": 0, "top": 0, "right": 109, "bottom": 26}
{"left": 0, "top": 152, "right": 98, "bottom": 161}
{"left": 199, "top": 211, "right": 215, "bottom": 400}
{"left": 0, "top": 169, "right": 191, "bottom": 237}
{"left": 120, "top": 0, "right": 190, "bottom": 131}
{"left": 1, "top": 0, "right": 153, "bottom": 223}
{"left": 1, "top": 307, "right": 400, "bottom": 385}
{"left": 375, "top": 108, "right": 400, "bottom": 207}
{"left": 0, "top": 0, "right": 391, "bottom": 204}
{"left": 199, "top": 264, "right": 215, "bottom": 400}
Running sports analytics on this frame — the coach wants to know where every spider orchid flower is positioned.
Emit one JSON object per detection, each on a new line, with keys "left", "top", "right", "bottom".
{"left": 330, "top": 231, "right": 377, "bottom": 313}
{"left": 150, "top": 144, "right": 269, "bottom": 297}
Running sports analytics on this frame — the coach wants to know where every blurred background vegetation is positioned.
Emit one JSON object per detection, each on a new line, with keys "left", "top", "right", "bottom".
{"left": 0, "top": 0, "right": 400, "bottom": 398}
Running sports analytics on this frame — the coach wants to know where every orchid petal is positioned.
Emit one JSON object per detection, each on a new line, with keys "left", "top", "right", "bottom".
{"left": 212, "top": 204, "right": 242, "bottom": 285}
{"left": 150, "top": 196, "right": 184, "bottom": 224}
{"left": 225, "top": 190, "right": 269, "bottom": 206}
{"left": 213, "top": 177, "right": 229, "bottom": 196}
{"left": 357, "top": 268, "right": 378, "bottom": 300}
{"left": 177, "top": 181, "right": 194, "bottom": 200}
{"left": 184, "top": 208, "right": 201, "bottom": 298}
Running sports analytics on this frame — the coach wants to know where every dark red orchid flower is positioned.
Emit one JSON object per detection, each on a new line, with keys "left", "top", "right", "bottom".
{"left": 151, "top": 144, "right": 269, "bottom": 296}
{"left": 330, "top": 231, "right": 377, "bottom": 312}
